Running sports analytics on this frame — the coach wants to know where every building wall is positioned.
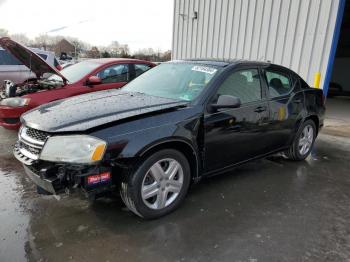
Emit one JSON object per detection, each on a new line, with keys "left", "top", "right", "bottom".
{"left": 54, "top": 39, "right": 75, "bottom": 56}
{"left": 172, "top": 0, "right": 341, "bottom": 89}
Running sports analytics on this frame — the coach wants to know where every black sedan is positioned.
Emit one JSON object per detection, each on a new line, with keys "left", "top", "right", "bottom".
{"left": 14, "top": 60, "right": 325, "bottom": 219}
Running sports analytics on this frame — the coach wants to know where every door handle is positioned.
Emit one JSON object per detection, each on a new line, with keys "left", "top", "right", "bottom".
{"left": 294, "top": 99, "right": 302, "bottom": 104}
{"left": 254, "top": 106, "right": 267, "bottom": 113}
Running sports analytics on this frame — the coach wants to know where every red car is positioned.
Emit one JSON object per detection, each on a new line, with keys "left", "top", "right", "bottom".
{"left": 0, "top": 37, "right": 155, "bottom": 130}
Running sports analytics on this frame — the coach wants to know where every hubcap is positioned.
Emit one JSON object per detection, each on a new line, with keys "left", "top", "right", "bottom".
{"left": 141, "top": 158, "right": 184, "bottom": 210}
{"left": 298, "top": 125, "right": 314, "bottom": 155}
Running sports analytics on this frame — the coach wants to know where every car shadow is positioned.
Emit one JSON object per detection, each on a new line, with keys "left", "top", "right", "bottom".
{"left": 88, "top": 154, "right": 312, "bottom": 230}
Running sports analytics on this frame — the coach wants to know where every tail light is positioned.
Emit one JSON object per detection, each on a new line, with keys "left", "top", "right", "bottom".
{"left": 56, "top": 64, "right": 62, "bottom": 71}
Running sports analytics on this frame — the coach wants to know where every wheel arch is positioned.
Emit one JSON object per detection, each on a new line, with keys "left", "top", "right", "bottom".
{"left": 138, "top": 138, "right": 200, "bottom": 180}
{"left": 304, "top": 115, "right": 320, "bottom": 135}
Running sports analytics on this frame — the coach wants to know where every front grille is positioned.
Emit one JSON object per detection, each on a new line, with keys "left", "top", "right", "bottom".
{"left": 14, "top": 126, "right": 50, "bottom": 165}
{"left": 26, "top": 127, "right": 49, "bottom": 142}
{"left": 20, "top": 141, "right": 41, "bottom": 155}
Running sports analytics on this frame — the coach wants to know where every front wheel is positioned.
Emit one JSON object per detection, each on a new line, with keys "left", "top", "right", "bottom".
{"left": 285, "top": 120, "right": 316, "bottom": 161}
{"left": 120, "top": 149, "right": 191, "bottom": 219}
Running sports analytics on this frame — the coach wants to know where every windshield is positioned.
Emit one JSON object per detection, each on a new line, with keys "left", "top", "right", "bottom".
{"left": 123, "top": 63, "right": 220, "bottom": 101}
{"left": 48, "top": 61, "right": 101, "bottom": 83}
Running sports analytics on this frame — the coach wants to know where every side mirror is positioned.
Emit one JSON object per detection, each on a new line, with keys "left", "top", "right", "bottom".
{"left": 211, "top": 95, "right": 241, "bottom": 110}
{"left": 87, "top": 76, "right": 102, "bottom": 86}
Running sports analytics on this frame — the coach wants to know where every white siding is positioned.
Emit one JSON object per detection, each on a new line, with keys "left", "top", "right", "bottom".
{"left": 172, "top": 0, "right": 341, "bottom": 89}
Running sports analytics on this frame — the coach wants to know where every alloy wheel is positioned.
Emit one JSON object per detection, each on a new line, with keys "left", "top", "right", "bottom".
{"left": 141, "top": 158, "right": 184, "bottom": 210}
{"left": 298, "top": 124, "right": 314, "bottom": 155}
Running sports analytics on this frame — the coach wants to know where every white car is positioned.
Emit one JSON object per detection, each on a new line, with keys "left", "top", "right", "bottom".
{"left": 0, "top": 45, "right": 61, "bottom": 85}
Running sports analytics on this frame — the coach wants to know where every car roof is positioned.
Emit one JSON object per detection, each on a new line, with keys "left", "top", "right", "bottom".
{"left": 85, "top": 58, "right": 155, "bottom": 65}
{"left": 169, "top": 59, "right": 298, "bottom": 75}
{"left": 170, "top": 59, "right": 270, "bottom": 67}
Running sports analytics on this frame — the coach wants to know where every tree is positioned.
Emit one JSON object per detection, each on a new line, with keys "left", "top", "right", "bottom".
{"left": 87, "top": 47, "right": 100, "bottom": 58}
{"left": 0, "top": 28, "right": 8, "bottom": 37}
{"left": 10, "top": 33, "right": 31, "bottom": 45}
{"left": 33, "top": 34, "right": 51, "bottom": 50}
{"left": 161, "top": 50, "right": 172, "bottom": 61}
{"left": 65, "top": 36, "right": 90, "bottom": 55}
{"left": 102, "top": 51, "right": 111, "bottom": 58}
{"left": 119, "top": 44, "right": 130, "bottom": 58}
{"left": 109, "top": 41, "right": 120, "bottom": 52}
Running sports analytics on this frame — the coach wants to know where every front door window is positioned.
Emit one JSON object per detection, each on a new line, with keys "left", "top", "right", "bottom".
{"left": 214, "top": 69, "right": 262, "bottom": 104}
{"left": 96, "top": 64, "right": 129, "bottom": 83}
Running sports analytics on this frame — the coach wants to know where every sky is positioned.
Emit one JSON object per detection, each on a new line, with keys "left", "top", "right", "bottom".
{"left": 0, "top": 0, "right": 174, "bottom": 52}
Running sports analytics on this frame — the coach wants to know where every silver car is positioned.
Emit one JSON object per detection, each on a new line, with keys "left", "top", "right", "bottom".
{"left": 0, "top": 47, "right": 61, "bottom": 85}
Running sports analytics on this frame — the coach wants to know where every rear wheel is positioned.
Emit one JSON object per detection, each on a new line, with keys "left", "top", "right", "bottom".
{"left": 120, "top": 149, "right": 191, "bottom": 219}
{"left": 285, "top": 120, "right": 316, "bottom": 161}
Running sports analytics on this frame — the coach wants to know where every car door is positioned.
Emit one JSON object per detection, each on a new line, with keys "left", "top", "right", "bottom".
{"left": 203, "top": 67, "right": 270, "bottom": 173}
{"left": 92, "top": 63, "right": 131, "bottom": 92}
{"left": 262, "top": 66, "right": 304, "bottom": 151}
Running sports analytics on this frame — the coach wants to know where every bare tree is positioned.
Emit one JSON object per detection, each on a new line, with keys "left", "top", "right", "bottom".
{"left": 33, "top": 34, "right": 51, "bottom": 50}
{"left": 109, "top": 41, "right": 120, "bottom": 52}
{"left": 86, "top": 46, "right": 100, "bottom": 58}
{"left": 10, "top": 33, "right": 31, "bottom": 45}
{"left": 0, "top": 28, "right": 8, "bottom": 37}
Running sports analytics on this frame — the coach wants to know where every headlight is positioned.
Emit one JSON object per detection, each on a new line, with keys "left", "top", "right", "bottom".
{"left": 0, "top": 97, "right": 30, "bottom": 107}
{"left": 40, "top": 135, "right": 107, "bottom": 164}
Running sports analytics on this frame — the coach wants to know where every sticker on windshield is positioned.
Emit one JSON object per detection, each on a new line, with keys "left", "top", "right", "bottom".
{"left": 191, "top": 66, "right": 217, "bottom": 75}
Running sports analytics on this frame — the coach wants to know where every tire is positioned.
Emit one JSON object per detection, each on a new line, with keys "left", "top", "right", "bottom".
{"left": 284, "top": 120, "right": 316, "bottom": 161}
{"left": 120, "top": 149, "right": 191, "bottom": 219}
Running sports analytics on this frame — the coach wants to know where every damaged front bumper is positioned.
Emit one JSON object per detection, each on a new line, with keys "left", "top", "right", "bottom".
{"left": 23, "top": 164, "right": 56, "bottom": 193}
{"left": 14, "top": 126, "right": 116, "bottom": 198}
{"left": 20, "top": 161, "right": 114, "bottom": 198}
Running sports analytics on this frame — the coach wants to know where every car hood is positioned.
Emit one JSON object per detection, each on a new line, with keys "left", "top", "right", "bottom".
{"left": 21, "top": 90, "right": 189, "bottom": 132}
{"left": 0, "top": 37, "right": 68, "bottom": 83}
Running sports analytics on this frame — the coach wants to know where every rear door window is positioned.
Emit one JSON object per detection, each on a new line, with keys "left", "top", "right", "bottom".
{"left": 265, "top": 70, "right": 292, "bottom": 98}
{"left": 0, "top": 50, "right": 22, "bottom": 65}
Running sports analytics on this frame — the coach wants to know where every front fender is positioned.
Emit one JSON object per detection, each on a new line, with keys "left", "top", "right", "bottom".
{"left": 90, "top": 113, "right": 202, "bottom": 163}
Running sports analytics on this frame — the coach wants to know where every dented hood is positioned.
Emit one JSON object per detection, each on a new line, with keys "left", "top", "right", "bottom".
{"left": 21, "top": 90, "right": 188, "bottom": 132}
{"left": 0, "top": 37, "right": 68, "bottom": 83}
